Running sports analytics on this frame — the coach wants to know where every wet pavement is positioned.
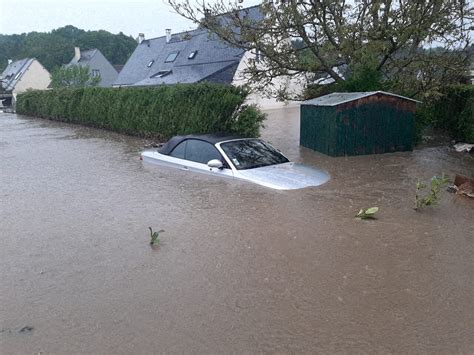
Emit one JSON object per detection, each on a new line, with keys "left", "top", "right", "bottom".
{"left": 1, "top": 110, "right": 473, "bottom": 353}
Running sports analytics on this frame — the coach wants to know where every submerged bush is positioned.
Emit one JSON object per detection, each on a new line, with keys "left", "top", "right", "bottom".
{"left": 16, "top": 83, "right": 265, "bottom": 139}
{"left": 415, "top": 85, "right": 474, "bottom": 143}
{"left": 414, "top": 174, "right": 450, "bottom": 210}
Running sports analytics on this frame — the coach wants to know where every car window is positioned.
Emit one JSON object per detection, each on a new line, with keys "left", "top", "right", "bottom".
{"left": 170, "top": 141, "right": 186, "bottom": 159}
{"left": 220, "top": 139, "right": 289, "bottom": 170}
{"left": 185, "top": 139, "right": 222, "bottom": 164}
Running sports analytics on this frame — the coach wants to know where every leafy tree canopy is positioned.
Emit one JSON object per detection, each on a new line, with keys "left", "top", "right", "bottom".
{"left": 0, "top": 25, "right": 137, "bottom": 72}
{"left": 50, "top": 65, "right": 101, "bottom": 88}
{"left": 169, "top": 0, "right": 473, "bottom": 100}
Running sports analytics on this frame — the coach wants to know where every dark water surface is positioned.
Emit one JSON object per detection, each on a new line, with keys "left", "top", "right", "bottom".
{"left": 1, "top": 110, "right": 473, "bottom": 353}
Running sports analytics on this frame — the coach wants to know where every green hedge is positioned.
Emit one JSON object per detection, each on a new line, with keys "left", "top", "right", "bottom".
{"left": 416, "top": 85, "right": 474, "bottom": 143}
{"left": 16, "top": 83, "right": 266, "bottom": 139}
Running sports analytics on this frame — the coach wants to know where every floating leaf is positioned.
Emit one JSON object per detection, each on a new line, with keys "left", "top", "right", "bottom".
{"left": 365, "top": 207, "right": 379, "bottom": 215}
{"left": 355, "top": 207, "right": 379, "bottom": 219}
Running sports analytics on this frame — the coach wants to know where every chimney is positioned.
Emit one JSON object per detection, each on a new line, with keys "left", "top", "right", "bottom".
{"left": 138, "top": 33, "right": 145, "bottom": 44}
{"left": 165, "top": 29, "right": 172, "bottom": 43}
{"left": 8, "top": 59, "right": 13, "bottom": 65}
{"left": 74, "top": 47, "right": 81, "bottom": 61}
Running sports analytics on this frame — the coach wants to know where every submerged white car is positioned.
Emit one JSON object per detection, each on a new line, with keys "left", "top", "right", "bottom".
{"left": 141, "top": 135, "right": 330, "bottom": 190}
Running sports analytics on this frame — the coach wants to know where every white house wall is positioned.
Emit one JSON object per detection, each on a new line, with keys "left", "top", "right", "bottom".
{"left": 232, "top": 50, "right": 306, "bottom": 110}
{"left": 13, "top": 60, "right": 51, "bottom": 95}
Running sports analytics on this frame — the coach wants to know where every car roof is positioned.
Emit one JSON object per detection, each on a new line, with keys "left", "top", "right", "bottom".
{"left": 158, "top": 134, "right": 248, "bottom": 155}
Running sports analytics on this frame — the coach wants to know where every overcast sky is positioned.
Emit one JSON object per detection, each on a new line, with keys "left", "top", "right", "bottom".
{"left": 0, "top": 0, "right": 259, "bottom": 39}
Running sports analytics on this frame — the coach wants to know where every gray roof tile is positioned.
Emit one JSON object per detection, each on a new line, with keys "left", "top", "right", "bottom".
{"left": 115, "top": 30, "right": 243, "bottom": 86}
{"left": 114, "top": 5, "right": 263, "bottom": 87}
{"left": 0, "top": 58, "right": 34, "bottom": 91}
{"left": 68, "top": 49, "right": 98, "bottom": 66}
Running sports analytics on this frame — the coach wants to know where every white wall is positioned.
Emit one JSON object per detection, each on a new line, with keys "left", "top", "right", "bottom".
{"left": 232, "top": 50, "right": 306, "bottom": 109}
{"left": 13, "top": 60, "right": 51, "bottom": 95}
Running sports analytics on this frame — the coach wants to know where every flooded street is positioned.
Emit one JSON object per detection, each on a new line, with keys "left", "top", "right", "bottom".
{"left": 1, "top": 110, "right": 473, "bottom": 353}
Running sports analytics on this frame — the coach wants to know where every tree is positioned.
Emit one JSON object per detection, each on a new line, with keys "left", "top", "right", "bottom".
{"left": 50, "top": 65, "right": 101, "bottom": 88}
{"left": 168, "top": 0, "right": 473, "bottom": 100}
{"left": 0, "top": 26, "right": 137, "bottom": 72}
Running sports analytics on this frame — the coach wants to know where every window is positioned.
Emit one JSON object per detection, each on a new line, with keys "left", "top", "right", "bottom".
{"left": 170, "top": 139, "right": 222, "bottom": 165}
{"left": 150, "top": 70, "right": 172, "bottom": 78}
{"left": 188, "top": 51, "right": 198, "bottom": 60}
{"left": 14, "top": 72, "right": 22, "bottom": 80}
{"left": 170, "top": 141, "right": 186, "bottom": 159}
{"left": 91, "top": 69, "right": 100, "bottom": 77}
{"left": 165, "top": 51, "right": 179, "bottom": 63}
{"left": 147, "top": 60, "right": 154, "bottom": 67}
{"left": 185, "top": 140, "right": 222, "bottom": 164}
{"left": 254, "top": 49, "right": 264, "bottom": 63}
{"left": 220, "top": 139, "right": 288, "bottom": 170}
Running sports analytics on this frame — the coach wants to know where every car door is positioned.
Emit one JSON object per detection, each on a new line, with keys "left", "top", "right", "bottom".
{"left": 173, "top": 139, "right": 234, "bottom": 178}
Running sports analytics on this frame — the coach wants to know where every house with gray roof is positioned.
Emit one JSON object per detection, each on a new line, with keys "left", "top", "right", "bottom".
{"left": 0, "top": 58, "right": 51, "bottom": 108}
{"left": 113, "top": 5, "right": 305, "bottom": 109}
{"left": 114, "top": 5, "right": 261, "bottom": 88}
{"left": 67, "top": 48, "right": 118, "bottom": 87}
{"left": 114, "top": 29, "right": 245, "bottom": 87}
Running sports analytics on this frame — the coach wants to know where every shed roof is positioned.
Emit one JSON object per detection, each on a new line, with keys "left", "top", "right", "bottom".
{"left": 302, "top": 91, "right": 421, "bottom": 106}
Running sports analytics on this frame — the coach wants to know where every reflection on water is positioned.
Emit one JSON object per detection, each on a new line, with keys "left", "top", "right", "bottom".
{"left": 1, "top": 112, "right": 473, "bottom": 353}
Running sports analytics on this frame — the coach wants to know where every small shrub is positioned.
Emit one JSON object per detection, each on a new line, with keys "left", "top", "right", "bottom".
{"left": 413, "top": 107, "right": 431, "bottom": 145}
{"left": 149, "top": 227, "right": 165, "bottom": 245}
{"left": 414, "top": 175, "right": 450, "bottom": 210}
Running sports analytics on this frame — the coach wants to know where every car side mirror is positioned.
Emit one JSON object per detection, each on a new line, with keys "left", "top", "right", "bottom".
{"left": 207, "top": 159, "right": 223, "bottom": 169}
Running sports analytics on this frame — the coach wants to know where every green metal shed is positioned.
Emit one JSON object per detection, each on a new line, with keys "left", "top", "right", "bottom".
{"left": 300, "top": 91, "right": 420, "bottom": 156}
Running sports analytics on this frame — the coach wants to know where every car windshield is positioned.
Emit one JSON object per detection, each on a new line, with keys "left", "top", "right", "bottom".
{"left": 220, "top": 139, "right": 289, "bottom": 170}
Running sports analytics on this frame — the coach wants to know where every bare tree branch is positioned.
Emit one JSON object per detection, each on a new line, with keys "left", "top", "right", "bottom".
{"left": 168, "top": 0, "right": 473, "bottom": 99}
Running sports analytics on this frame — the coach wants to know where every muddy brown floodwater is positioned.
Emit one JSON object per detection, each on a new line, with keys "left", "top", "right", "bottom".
{"left": 1, "top": 109, "right": 473, "bottom": 353}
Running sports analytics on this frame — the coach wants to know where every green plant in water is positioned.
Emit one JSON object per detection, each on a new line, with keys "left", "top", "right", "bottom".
{"left": 355, "top": 207, "right": 379, "bottom": 219}
{"left": 414, "top": 174, "right": 450, "bottom": 210}
{"left": 149, "top": 227, "right": 165, "bottom": 245}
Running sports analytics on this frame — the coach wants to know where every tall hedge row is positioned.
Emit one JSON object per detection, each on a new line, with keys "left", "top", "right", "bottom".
{"left": 432, "top": 85, "right": 474, "bottom": 143}
{"left": 16, "top": 83, "right": 266, "bottom": 139}
{"left": 416, "top": 85, "right": 474, "bottom": 143}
